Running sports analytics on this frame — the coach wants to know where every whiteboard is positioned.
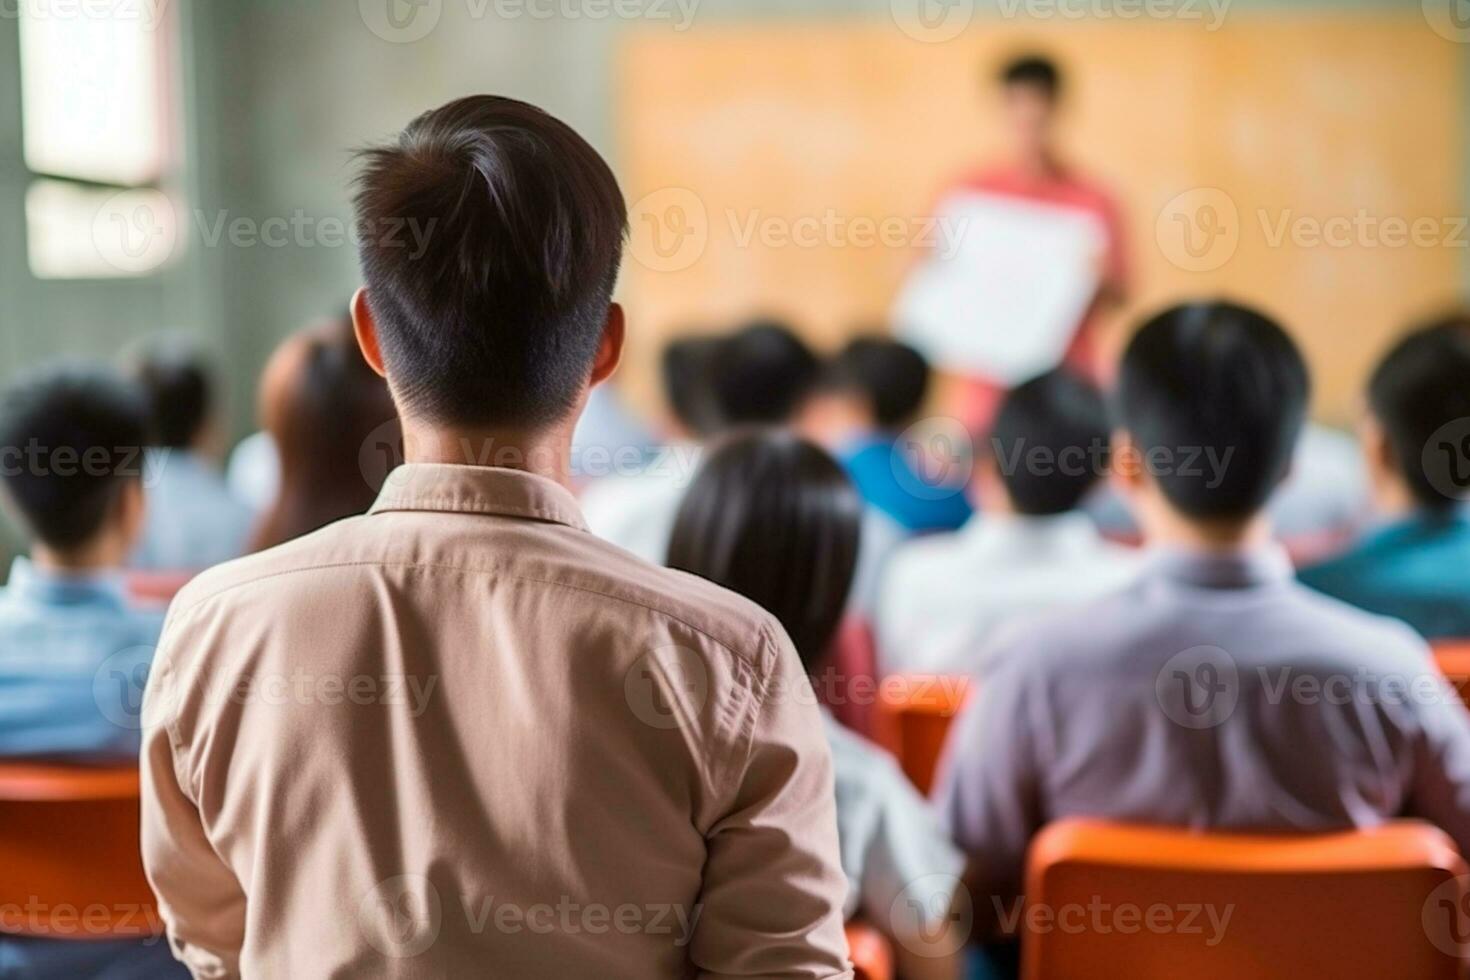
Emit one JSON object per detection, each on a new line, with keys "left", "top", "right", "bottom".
{"left": 892, "top": 191, "right": 1105, "bottom": 383}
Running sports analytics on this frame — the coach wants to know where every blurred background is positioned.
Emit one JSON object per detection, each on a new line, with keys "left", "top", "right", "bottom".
{"left": 0, "top": 0, "right": 1465, "bottom": 435}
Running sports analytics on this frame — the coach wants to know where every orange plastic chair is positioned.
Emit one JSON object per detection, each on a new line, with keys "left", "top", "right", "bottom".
{"left": 876, "top": 675, "right": 972, "bottom": 794}
{"left": 0, "top": 764, "right": 162, "bottom": 940}
{"left": 845, "top": 920, "right": 894, "bottom": 980}
{"left": 1022, "top": 818, "right": 1468, "bottom": 980}
{"left": 1433, "top": 641, "right": 1470, "bottom": 709}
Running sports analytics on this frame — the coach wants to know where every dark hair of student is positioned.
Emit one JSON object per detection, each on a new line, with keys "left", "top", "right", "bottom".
{"left": 707, "top": 320, "right": 820, "bottom": 427}
{"left": 353, "top": 95, "right": 627, "bottom": 430}
{"left": 1115, "top": 300, "right": 1309, "bottom": 522}
{"left": 0, "top": 363, "right": 150, "bottom": 551}
{"left": 1368, "top": 313, "right": 1470, "bottom": 513}
{"left": 666, "top": 431, "right": 862, "bottom": 674}
{"left": 123, "top": 335, "right": 214, "bottom": 450}
{"left": 660, "top": 335, "right": 724, "bottom": 438}
{"left": 990, "top": 369, "right": 1109, "bottom": 516}
{"left": 998, "top": 54, "right": 1062, "bottom": 101}
{"left": 825, "top": 336, "right": 930, "bottom": 430}
{"left": 250, "top": 317, "right": 399, "bottom": 551}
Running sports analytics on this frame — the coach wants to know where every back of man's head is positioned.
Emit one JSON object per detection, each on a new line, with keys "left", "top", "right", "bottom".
{"left": 826, "top": 337, "right": 929, "bottom": 430}
{"left": 998, "top": 54, "right": 1061, "bottom": 101}
{"left": 1116, "top": 301, "right": 1309, "bottom": 522}
{"left": 1368, "top": 314, "right": 1470, "bottom": 513}
{"left": 990, "top": 370, "right": 1108, "bottom": 516}
{"left": 0, "top": 364, "right": 151, "bottom": 553}
{"left": 709, "top": 320, "right": 819, "bottom": 427}
{"left": 354, "top": 95, "right": 627, "bottom": 430}
{"left": 660, "top": 335, "right": 723, "bottom": 439}
{"left": 125, "top": 335, "right": 213, "bottom": 450}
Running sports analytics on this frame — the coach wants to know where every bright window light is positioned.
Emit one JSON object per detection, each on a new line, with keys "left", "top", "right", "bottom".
{"left": 18, "top": 1, "right": 169, "bottom": 185}
{"left": 26, "top": 180, "right": 180, "bottom": 279}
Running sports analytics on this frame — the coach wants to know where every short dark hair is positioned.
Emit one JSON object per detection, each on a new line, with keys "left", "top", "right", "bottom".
{"left": 708, "top": 320, "right": 819, "bottom": 427}
{"left": 354, "top": 95, "right": 627, "bottom": 429}
{"left": 1368, "top": 314, "right": 1470, "bottom": 513}
{"left": 0, "top": 364, "right": 150, "bottom": 551}
{"left": 660, "top": 336, "right": 723, "bottom": 438}
{"left": 990, "top": 370, "right": 1108, "bottom": 515}
{"left": 124, "top": 335, "right": 213, "bottom": 449}
{"left": 999, "top": 54, "right": 1062, "bottom": 101}
{"left": 667, "top": 431, "right": 862, "bottom": 673}
{"left": 1116, "top": 301, "right": 1309, "bottom": 522}
{"left": 826, "top": 337, "right": 929, "bottom": 429}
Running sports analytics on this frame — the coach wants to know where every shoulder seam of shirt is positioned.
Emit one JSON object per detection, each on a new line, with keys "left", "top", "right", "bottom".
{"left": 167, "top": 558, "right": 765, "bottom": 664}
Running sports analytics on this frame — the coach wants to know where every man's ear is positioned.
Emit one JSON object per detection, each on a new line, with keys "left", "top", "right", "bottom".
{"left": 589, "top": 302, "right": 625, "bottom": 386}
{"left": 351, "top": 288, "right": 388, "bottom": 379}
{"left": 1360, "top": 414, "right": 1395, "bottom": 472}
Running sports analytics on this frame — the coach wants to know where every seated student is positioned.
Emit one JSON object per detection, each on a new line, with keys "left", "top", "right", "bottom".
{"left": 124, "top": 337, "right": 253, "bottom": 570}
{"left": 581, "top": 319, "right": 819, "bottom": 563}
{"left": 249, "top": 316, "right": 398, "bottom": 550}
{"left": 876, "top": 369, "right": 1141, "bottom": 676}
{"left": 667, "top": 431, "right": 966, "bottom": 980}
{"left": 579, "top": 334, "right": 722, "bottom": 562}
{"left": 1301, "top": 316, "right": 1470, "bottom": 638}
{"left": 935, "top": 301, "right": 1470, "bottom": 959}
{"left": 0, "top": 365, "right": 185, "bottom": 979}
{"left": 801, "top": 337, "right": 973, "bottom": 533}
{"left": 139, "top": 96, "right": 849, "bottom": 977}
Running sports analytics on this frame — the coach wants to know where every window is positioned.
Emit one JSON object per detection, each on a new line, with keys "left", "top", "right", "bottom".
{"left": 18, "top": 0, "right": 180, "bottom": 278}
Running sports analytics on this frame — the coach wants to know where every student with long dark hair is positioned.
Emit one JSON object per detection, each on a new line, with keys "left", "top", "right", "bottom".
{"left": 668, "top": 430, "right": 965, "bottom": 980}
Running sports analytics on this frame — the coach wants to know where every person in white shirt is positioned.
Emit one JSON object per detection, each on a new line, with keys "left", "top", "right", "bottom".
{"left": 667, "top": 430, "right": 966, "bottom": 979}
{"left": 878, "top": 369, "right": 1141, "bottom": 676}
{"left": 124, "top": 337, "right": 254, "bottom": 572}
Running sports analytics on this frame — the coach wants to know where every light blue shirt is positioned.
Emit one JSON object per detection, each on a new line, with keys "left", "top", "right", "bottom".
{"left": 132, "top": 449, "right": 254, "bottom": 572}
{"left": 0, "top": 558, "right": 163, "bottom": 761}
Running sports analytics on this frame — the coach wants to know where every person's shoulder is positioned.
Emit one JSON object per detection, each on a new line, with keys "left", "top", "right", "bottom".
{"left": 1284, "top": 577, "right": 1429, "bottom": 658}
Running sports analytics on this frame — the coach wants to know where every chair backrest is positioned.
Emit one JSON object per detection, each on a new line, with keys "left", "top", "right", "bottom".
{"left": 844, "top": 921, "right": 894, "bottom": 980}
{"left": 1023, "top": 819, "right": 1469, "bottom": 980}
{"left": 0, "top": 764, "right": 162, "bottom": 941}
{"left": 876, "top": 675, "right": 971, "bottom": 794}
{"left": 1433, "top": 640, "right": 1470, "bottom": 709}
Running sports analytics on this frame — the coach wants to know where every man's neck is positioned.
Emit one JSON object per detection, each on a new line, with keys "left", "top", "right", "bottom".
{"left": 401, "top": 421, "right": 574, "bottom": 487}
{"left": 1141, "top": 505, "right": 1273, "bottom": 555}
{"left": 31, "top": 540, "right": 124, "bottom": 576}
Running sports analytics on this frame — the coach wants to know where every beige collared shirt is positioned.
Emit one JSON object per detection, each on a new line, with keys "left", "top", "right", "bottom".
{"left": 140, "top": 464, "right": 852, "bottom": 979}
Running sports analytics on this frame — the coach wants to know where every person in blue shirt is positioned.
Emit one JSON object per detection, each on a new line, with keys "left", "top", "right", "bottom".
{"left": 0, "top": 364, "right": 184, "bottom": 979}
{"left": 800, "top": 336, "right": 974, "bottom": 533}
{"left": 1301, "top": 315, "right": 1470, "bottom": 639}
{"left": 124, "top": 335, "right": 254, "bottom": 572}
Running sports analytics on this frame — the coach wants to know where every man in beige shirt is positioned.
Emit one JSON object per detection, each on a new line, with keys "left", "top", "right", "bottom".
{"left": 140, "top": 96, "right": 852, "bottom": 978}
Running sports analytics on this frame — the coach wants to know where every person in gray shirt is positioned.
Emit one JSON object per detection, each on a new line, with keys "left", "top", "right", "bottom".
{"left": 935, "top": 300, "right": 1470, "bottom": 943}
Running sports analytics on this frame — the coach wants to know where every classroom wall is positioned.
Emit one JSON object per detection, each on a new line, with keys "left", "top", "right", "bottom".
{"left": 0, "top": 0, "right": 1462, "bottom": 443}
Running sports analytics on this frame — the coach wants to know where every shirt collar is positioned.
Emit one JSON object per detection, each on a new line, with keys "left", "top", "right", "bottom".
{"left": 1146, "top": 544, "right": 1295, "bottom": 590}
{"left": 369, "top": 464, "right": 590, "bottom": 531}
{"left": 4, "top": 557, "right": 129, "bottom": 610}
